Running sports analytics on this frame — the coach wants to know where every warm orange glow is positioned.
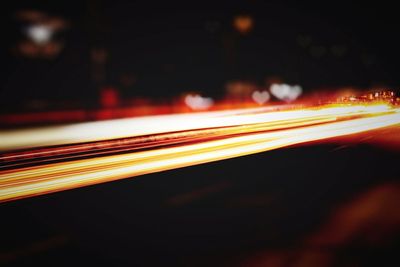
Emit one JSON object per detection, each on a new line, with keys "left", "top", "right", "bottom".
{"left": 0, "top": 103, "right": 399, "bottom": 202}
{"left": 233, "top": 15, "right": 254, "bottom": 34}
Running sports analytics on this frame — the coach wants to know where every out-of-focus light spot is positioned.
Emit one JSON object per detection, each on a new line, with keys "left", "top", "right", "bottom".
{"left": 270, "top": 83, "right": 302, "bottom": 102}
{"left": 17, "top": 10, "right": 67, "bottom": 30}
{"left": 42, "top": 42, "right": 62, "bottom": 57}
{"left": 233, "top": 15, "right": 254, "bottom": 34}
{"left": 225, "top": 81, "right": 257, "bottom": 99}
{"left": 252, "top": 90, "right": 270, "bottom": 105}
{"left": 185, "top": 94, "right": 214, "bottom": 110}
{"left": 18, "top": 41, "right": 63, "bottom": 59}
{"left": 25, "top": 24, "right": 54, "bottom": 45}
{"left": 16, "top": 10, "right": 67, "bottom": 58}
{"left": 101, "top": 87, "right": 120, "bottom": 108}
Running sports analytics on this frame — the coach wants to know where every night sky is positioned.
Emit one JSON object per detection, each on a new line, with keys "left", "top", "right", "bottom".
{"left": 2, "top": 0, "right": 400, "bottom": 110}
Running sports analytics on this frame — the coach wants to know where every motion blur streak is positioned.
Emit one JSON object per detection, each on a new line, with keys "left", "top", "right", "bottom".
{"left": 0, "top": 104, "right": 399, "bottom": 202}
{"left": 0, "top": 104, "right": 390, "bottom": 151}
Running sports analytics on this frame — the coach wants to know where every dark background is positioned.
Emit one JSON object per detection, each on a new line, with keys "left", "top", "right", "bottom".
{"left": 1, "top": 1, "right": 400, "bottom": 266}
{"left": 1, "top": 0, "right": 400, "bottom": 110}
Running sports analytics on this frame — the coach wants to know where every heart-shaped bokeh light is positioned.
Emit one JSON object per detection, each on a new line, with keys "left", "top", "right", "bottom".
{"left": 252, "top": 90, "right": 270, "bottom": 105}
{"left": 184, "top": 94, "right": 214, "bottom": 110}
{"left": 270, "top": 83, "right": 302, "bottom": 102}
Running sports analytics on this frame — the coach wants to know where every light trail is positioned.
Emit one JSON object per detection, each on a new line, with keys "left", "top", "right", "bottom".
{"left": 0, "top": 104, "right": 390, "bottom": 151}
{"left": 0, "top": 103, "right": 399, "bottom": 202}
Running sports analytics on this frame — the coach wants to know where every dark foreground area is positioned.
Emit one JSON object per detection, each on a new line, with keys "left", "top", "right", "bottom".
{"left": 1, "top": 142, "right": 399, "bottom": 267}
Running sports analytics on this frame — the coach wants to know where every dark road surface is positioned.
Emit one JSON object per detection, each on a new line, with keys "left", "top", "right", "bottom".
{"left": 1, "top": 142, "right": 399, "bottom": 266}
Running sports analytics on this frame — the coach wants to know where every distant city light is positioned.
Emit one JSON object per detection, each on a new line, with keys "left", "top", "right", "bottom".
{"left": 25, "top": 24, "right": 54, "bottom": 45}
{"left": 15, "top": 10, "right": 67, "bottom": 58}
{"left": 233, "top": 15, "right": 254, "bottom": 34}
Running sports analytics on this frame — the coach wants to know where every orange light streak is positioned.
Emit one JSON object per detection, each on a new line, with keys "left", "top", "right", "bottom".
{"left": 0, "top": 104, "right": 390, "bottom": 151}
{"left": 0, "top": 103, "right": 399, "bottom": 202}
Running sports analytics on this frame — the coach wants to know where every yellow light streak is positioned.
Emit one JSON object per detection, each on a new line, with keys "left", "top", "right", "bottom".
{"left": 0, "top": 104, "right": 390, "bottom": 151}
{"left": 0, "top": 104, "right": 399, "bottom": 202}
